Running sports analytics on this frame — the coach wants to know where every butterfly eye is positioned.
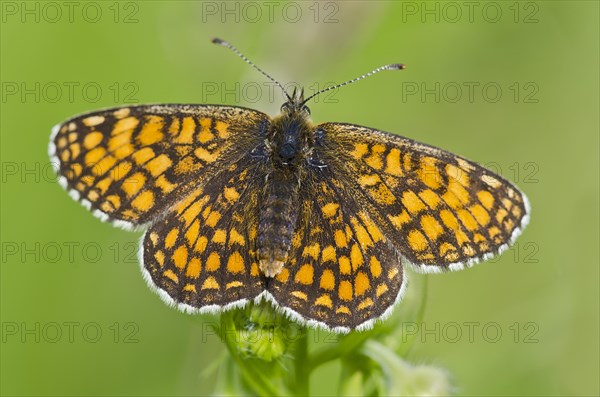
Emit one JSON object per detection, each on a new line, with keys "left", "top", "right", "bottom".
{"left": 301, "top": 105, "right": 311, "bottom": 115}
{"left": 280, "top": 103, "right": 291, "bottom": 112}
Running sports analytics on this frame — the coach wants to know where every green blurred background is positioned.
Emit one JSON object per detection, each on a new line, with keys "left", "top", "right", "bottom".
{"left": 1, "top": 1, "right": 598, "bottom": 395}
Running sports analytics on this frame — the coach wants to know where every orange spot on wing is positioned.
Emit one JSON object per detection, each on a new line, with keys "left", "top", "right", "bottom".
{"left": 186, "top": 258, "right": 201, "bottom": 278}
{"left": 357, "top": 297, "right": 374, "bottom": 311}
{"left": 354, "top": 272, "right": 370, "bottom": 297}
{"left": 419, "top": 189, "right": 442, "bottom": 209}
{"left": 384, "top": 148, "right": 402, "bottom": 176}
{"left": 112, "top": 117, "right": 139, "bottom": 136}
{"left": 402, "top": 190, "right": 426, "bottom": 214}
{"left": 321, "top": 246, "right": 336, "bottom": 263}
{"left": 194, "top": 236, "right": 208, "bottom": 253}
{"left": 173, "top": 246, "right": 188, "bottom": 269}
{"left": 350, "top": 143, "right": 369, "bottom": 159}
{"left": 421, "top": 215, "right": 444, "bottom": 241}
{"left": 122, "top": 172, "right": 146, "bottom": 197}
{"left": 154, "top": 251, "right": 165, "bottom": 266}
{"left": 295, "top": 264, "right": 314, "bottom": 285}
{"left": 223, "top": 187, "right": 239, "bottom": 202}
{"left": 212, "top": 229, "right": 227, "bottom": 244}
{"left": 302, "top": 243, "right": 320, "bottom": 260}
{"left": 291, "top": 291, "right": 308, "bottom": 301}
{"left": 83, "top": 131, "right": 103, "bottom": 149}
{"left": 85, "top": 147, "right": 107, "bottom": 167}
{"left": 334, "top": 230, "right": 347, "bottom": 248}
{"left": 195, "top": 147, "right": 219, "bottom": 163}
{"left": 369, "top": 256, "right": 382, "bottom": 278}
{"left": 131, "top": 190, "right": 154, "bottom": 212}
{"left": 227, "top": 251, "right": 245, "bottom": 274}
{"left": 185, "top": 220, "right": 200, "bottom": 245}
{"left": 205, "top": 252, "right": 221, "bottom": 271}
{"left": 376, "top": 283, "right": 388, "bottom": 297}
{"left": 407, "top": 229, "right": 428, "bottom": 252}
{"left": 417, "top": 157, "right": 442, "bottom": 189}
{"left": 201, "top": 276, "right": 219, "bottom": 290}
{"left": 470, "top": 204, "right": 490, "bottom": 226}
{"left": 155, "top": 175, "right": 176, "bottom": 193}
{"left": 440, "top": 210, "right": 459, "bottom": 230}
{"left": 477, "top": 190, "right": 495, "bottom": 210}
{"left": 321, "top": 203, "right": 339, "bottom": 218}
{"left": 175, "top": 117, "right": 195, "bottom": 144}
{"left": 388, "top": 211, "right": 411, "bottom": 229}
{"left": 320, "top": 269, "right": 335, "bottom": 290}
{"left": 457, "top": 209, "right": 478, "bottom": 231}
{"left": 163, "top": 269, "right": 179, "bottom": 283}
{"left": 83, "top": 115, "right": 105, "bottom": 127}
{"left": 215, "top": 121, "right": 229, "bottom": 138}
{"left": 338, "top": 256, "right": 351, "bottom": 275}
{"left": 229, "top": 229, "right": 245, "bottom": 246}
{"left": 165, "top": 228, "right": 179, "bottom": 248}
{"left": 315, "top": 294, "right": 333, "bottom": 309}
{"left": 146, "top": 154, "right": 172, "bottom": 177}
{"left": 338, "top": 280, "right": 353, "bottom": 301}
{"left": 350, "top": 244, "right": 363, "bottom": 271}
{"left": 137, "top": 116, "right": 164, "bottom": 145}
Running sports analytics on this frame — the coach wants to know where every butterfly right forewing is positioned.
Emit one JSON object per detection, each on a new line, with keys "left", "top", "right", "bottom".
{"left": 317, "top": 122, "right": 530, "bottom": 272}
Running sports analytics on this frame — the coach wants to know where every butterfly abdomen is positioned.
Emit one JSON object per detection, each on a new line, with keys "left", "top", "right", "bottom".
{"left": 257, "top": 168, "right": 300, "bottom": 277}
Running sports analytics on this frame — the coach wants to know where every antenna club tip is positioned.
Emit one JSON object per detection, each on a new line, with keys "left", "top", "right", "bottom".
{"left": 211, "top": 37, "right": 227, "bottom": 46}
{"left": 388, "top": 63, "right": 406, "bottom": 70}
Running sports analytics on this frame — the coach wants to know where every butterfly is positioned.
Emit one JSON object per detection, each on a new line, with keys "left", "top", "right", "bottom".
{"left": 49, "top": 38, "right": 530, "bottom": 332}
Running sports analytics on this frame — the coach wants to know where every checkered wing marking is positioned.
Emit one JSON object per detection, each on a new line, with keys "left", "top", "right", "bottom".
{"left": 317, "top": 123, "right": 530, "bottom": 271}
{"left": 267, "top": 169, "right": 404, "bottom": 330}
{"left": 142, "top": 157, "right": 267, "bottom": 310}
{"left": 49, "top": 104, "right": 268, "bottom": 228}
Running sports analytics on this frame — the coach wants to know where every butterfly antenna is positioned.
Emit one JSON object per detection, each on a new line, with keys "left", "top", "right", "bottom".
{"left": 301, "top": 63, "right": 405, "bottom": 106}
{"left": 212, "top": 38, "right": 292, "bottom": 102}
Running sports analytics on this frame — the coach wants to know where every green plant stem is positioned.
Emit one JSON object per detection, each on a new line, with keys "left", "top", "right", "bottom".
{"left": 220, "top": 313, "right": 281, "bottom": 396}
{"left": 309, "top": 331, "right": 373, "bottom": 369}
{"left": 399, "top": 275, "right": 429, "bottom": 356}
{"left": 294, "top": 329, "right": 309, "bottom": 396}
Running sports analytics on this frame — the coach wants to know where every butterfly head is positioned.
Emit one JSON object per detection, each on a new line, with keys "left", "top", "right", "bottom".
{"left": 280, "top": 86, "right": 311, "bottom": 116}
{"left": 271, "top": 91, "right": 314, "bottom": 164}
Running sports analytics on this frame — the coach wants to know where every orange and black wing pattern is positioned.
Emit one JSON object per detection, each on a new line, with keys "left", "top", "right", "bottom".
{"left": 267, "top": 169, "right": 405, "bottom": 331}
{"left": 49, "top": 104, "right": 268, "bottom": 229}
{"left": 317, "top": 123, "right": 530, "bottom": 273}
{"left": 141, "top": 156, "right": 268, "bottom": 311}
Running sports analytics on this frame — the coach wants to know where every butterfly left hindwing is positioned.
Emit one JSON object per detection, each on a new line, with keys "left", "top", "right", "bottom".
{"left": 142, "top": 155, "right": 268, "bottom": 311}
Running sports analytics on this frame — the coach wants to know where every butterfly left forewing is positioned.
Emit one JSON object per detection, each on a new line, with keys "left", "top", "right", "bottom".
{"left": 317, "top": 122, "right": 530, "bottom": 272}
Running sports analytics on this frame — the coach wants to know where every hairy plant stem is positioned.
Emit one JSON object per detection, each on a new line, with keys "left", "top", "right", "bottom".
{"left": 220, "top": 312, "right": 281, "bottom": 396}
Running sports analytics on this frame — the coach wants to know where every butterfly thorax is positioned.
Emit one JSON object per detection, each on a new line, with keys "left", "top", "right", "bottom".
{"left": 257, "top": 96, "right": 314, "bottom": 277}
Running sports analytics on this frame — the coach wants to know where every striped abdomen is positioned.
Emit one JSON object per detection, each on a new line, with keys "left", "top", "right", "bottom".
{"left": 257, "top": 170, "right": 299, "bottom": 277}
